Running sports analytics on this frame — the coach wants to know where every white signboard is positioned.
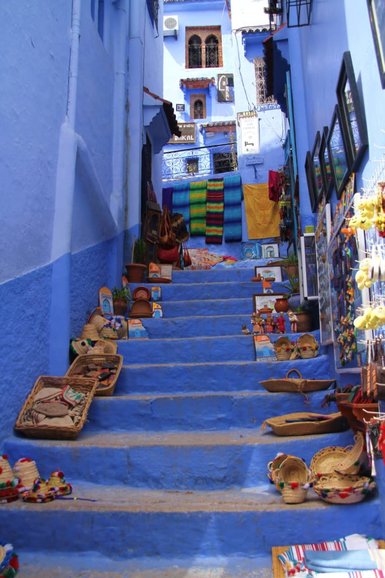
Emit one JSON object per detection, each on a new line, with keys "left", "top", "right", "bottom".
{"left": 237, "top": 111, "right": 260, "bottom": 155}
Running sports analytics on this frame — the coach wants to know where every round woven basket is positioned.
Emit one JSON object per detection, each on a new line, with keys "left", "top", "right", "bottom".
{"left": 276, "top": 456, "right": 311, "bottom": 504}
{"left": 89, "top": 315, "right": 107, "bottom": 332}
{"left": 90, "top": 340, "right": 118, "bottom": 355}
{"left": 310, "top": 443, "right": 361, "bottom": 479}
{"left": 297, "top": 333, "right": 319, "bottom": 359}
{"left": 313, "top": 473, "right": 376, "bottom": 504}
{"left": 267, "top": 453, "right": 289, "bottom": 487}
{"left": 274, "top": 337, "right": 294, "bottom": 361}
{"left": 81, "top": 324, "right": 100, "bottom": 341}
{"left": 334, "top": 431, "right": 365, "bottom": 474}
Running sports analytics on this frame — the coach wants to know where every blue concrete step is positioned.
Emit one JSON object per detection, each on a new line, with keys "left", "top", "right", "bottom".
{"left": 18, "top": 552, "right": 273, "bottom": 577}
{"left": 130, "top": 280, "right": 290, "bottom": 301}
{"left": 141, "top": 314, "right": 253, "bottom": 338}
{"left": 117, "top": 353, "right": 335, "bottom": 394}
{"left": 5, "top": 429, "right": 354, "bottom": 490}
{"left": 86, "top": 389, "right": 337, "bottom": 432}
{"left": 118, "top": 333, "right": 325, "bottom": 365}
{"left": 0, "top": 483, "right": 380, "bottom": 559}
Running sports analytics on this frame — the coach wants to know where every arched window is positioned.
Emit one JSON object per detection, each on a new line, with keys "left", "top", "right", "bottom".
{"left": 188, "top": 35, "right": 202, "bottom": 68}
{"left": 205, "top": 35, "right": 219, "bottom": 68}
{"left": 193, "top": 99, "right": 204, "bottom": 119}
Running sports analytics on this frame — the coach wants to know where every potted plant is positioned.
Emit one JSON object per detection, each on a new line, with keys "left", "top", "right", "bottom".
{"left": 112, "top": 287, "right": 131, "bottom": 316}
{"left": 293, "top": 300, "right": 319, "bottom": 332}
{"left": 283, "top": 252, "right": 299, "bottom": 279}
{"left": 274, "top": 295, "right": 290, "bottom": 313}
{"left": 125, "top": 238, "right": 147, "bottom": 283}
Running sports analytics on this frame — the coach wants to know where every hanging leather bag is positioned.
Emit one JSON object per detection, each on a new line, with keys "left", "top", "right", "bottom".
{"left": 159, "top": 207, "right": 177, "bottom": 248}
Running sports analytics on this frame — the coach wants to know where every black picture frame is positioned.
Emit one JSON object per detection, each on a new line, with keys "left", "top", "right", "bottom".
{"left": 319, "top": 126, "right": 334, "bottom": 201}
{"left": 305, "top": 151, "right": 317, "bottom": 213}
{"left": 336, "top": 51, "right": 368, "bottom": 171}
{"left": 367, "top": 0, "right": 385, "bottom": 89}
{"left": 311, "top": 131, "right": 324, "bottom": 203}
{"left": 326, "top": 105, "right": 351, "bottom": 199}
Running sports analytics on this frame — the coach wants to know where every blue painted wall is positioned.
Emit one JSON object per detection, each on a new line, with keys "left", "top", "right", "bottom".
{"left": 0, "top": 0, "right": 168, "bottom": 442}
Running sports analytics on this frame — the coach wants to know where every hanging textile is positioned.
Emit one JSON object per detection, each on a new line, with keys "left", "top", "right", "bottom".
{"left": 162, "top": 187, "right": 174, "bottom": 212}
{"left": 206, "top": 178, "right": 224, "bottom": 244}
{"left": 172, "top": 182, "right": 190, "bottom": 227}
{"left": 189, "top": 180, "right": 207, "bottom": 236}
{"left": 243, "top": 183, "right": 280, "bottom": 239}
{"left": 223, "top": 174, "right": 242, "bottom": 242}
{"left": 268, "top": 170, "right": 285, "bottom": 202}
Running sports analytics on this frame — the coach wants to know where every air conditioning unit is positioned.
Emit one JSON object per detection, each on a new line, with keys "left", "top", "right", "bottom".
{"left": 163, "top": 15, "right": 179, "bottom": 37}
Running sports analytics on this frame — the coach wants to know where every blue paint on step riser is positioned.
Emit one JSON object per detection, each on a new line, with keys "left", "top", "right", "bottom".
{"left": 4, "top": 431, "right": 354, "bottom": 490}
{"left": 118, "top": 355, "right": 335, "bottom": 394}
{"left": 129, "top": 280, "right": 290, "bottom": 301}
{"left": 168, "top": 267, "right": 272, "bottom": 283}
{"left": 0, "top": 500, "right": 380, "bottom": 558}
{"left": 142, "top": 314, "right": 253, "bottom": 338}
{"left": 156, "top": 297, "right": 254, "bottom": 317}
{"left": 86, "top": 389, "right": 338, "bottom": 432}
{"left": 117, "top": 333, "right": 325, "bottom": 365}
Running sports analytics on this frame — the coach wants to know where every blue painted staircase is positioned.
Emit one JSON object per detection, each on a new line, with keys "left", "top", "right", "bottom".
{"left": 1, "top": 265, "right": 382, "bottom": 577}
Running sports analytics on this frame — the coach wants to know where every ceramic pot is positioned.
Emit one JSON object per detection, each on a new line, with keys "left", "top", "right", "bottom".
{"left": 296, "top": 311, "right": 312, "bottom": 332}
{"left": 113, "top": 299, "right": 128, "bottom": 316}
{"left": 274, "top": 297, "right": 289, "bottom": 313}
{"left": 125, "top": 263, "right": 147, "bottom": 283}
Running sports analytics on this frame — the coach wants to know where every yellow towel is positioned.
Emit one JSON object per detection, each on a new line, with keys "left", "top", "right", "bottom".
{"left": 243, "top": 183, "right": 280, "bottom": 239}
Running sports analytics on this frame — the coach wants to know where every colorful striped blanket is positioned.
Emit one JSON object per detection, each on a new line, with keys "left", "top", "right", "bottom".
{"left": 224, "top": 174, "right": 242, "bottom": 242}
{"left": 189, "top": 180, "right": 207, "bottom": 236}
{"left": 206, "top": 178, "right": 224, "bottom": 244}
{"left": 172, "top": 182, "right": 190, "bottom": 227}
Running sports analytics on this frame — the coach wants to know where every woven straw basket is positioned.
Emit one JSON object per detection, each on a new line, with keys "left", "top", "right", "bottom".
{"left": 276, "top": 456, "right": 311, "bottom": 504}
{"left": 313, "top": 473, "right": 376, "bottom": 504}
{"left": 263, "top": 411, "right": 348, "bottom": 437}
{"left": 267, "top": 453, "right": 289, "bottom": 487}
{"left": 297, "top": 333, "right": 319, "bottom": 359}
{"left": 66, "top": 353, "right": 123, "bottom": 396}
{"left": 90, "top": 340, "right": 118, "bottom": 355}
{"left": 274, "top": 337, "right": 294, "bottom": 361}
{"left": 310, "top": 433, "right": 365, "bottom": 479}
{"left": 260, "top": 368, "right": 335, "bottom": 394}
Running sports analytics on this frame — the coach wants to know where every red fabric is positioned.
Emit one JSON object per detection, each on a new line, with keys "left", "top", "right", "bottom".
{"left": 268, "top": 170, "right": 284, "bottom": 202}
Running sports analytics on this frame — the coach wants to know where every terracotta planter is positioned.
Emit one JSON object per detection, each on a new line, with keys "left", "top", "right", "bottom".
{"left": 274, "top": 297, "right": 289, "bottom": 313}
{"left": 125, "top": 263, "right": 147, "bottom": 283}
{"left": 113, "top": 299, "right": 128, "bottom": 316}
{"left": 286, "top": 264, "right": 299, "bottom": 278}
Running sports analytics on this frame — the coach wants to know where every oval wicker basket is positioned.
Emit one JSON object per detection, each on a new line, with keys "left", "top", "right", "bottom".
{"left": 334, "top": 431, "right": 365, "bottom": 474}
{"left": 313, "top": 473, "right": 376, "bottom": 504}
{"left": 296, "top": 333, "right": 319, "bottom": 359}
{"left": 65, "top": 353, "right": 123, "bottom": 396}
{"left": 276, "top": 456, "right": 311, "bottom": 504}
{"left": 274, "top": 337, "right": 294, "bottom": 361}
{"left": 260, "top": 369, "right": 335, "bottom": 394}
{"left": 263, "top": 411, "right": 348, "bottom": 437}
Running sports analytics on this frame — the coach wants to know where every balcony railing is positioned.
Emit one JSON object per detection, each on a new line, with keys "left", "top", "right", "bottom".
{"left": 162, "top": 143, "right": 238, "bottom": 182}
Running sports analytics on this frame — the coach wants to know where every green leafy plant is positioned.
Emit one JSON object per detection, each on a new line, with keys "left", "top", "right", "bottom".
{"left": 284, "top": 252, "right": 298, "bottom": 265}
{"left": 133, "top": 238, "right": 147, "bottom": 264}
{"left": 112, "top": 286, "right": 131, "bottom": 303}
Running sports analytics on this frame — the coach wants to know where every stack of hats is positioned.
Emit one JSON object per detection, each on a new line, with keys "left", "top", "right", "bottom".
{"left": 13, "top": 458, "right": 40, "bottom": 492}
{"left": 22, "top": 478, "right": 56, "bottom": 503}
{"left": 81, "top": 323, "right": 100, "bottom": 341}
{"left": 47, "top": 471, "right": 72, "bottom": 496}
{"left": 0, "top": 456, "right": 19, "bottom": 504}
{"left": 0, "top": 543, "right": 19, "bottom": 577}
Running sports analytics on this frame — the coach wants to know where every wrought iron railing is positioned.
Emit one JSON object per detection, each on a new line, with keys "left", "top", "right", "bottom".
{"left": 162, "top": 143, "right": 238, "bottom": 182}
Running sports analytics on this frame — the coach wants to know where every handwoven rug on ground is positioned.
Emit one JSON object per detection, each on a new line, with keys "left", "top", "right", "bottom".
{"left": 172, "top": 182, "right": 190, "bottom": 227}
{"left": 206, "top": 178, "right": 224, "bottom": 244}
{"left": 187, "top": 248, "right": 224, "bottom": 270}
{"left": 224, "top": 174, "right": 242, "bottom": 242}
{"left": 189, "top": 180, "right": 207, "bottom": 236}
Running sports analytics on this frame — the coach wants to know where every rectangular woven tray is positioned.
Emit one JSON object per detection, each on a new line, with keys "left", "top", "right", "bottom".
{"left": 65, "top": 353, "right": 123, "bottom": 396}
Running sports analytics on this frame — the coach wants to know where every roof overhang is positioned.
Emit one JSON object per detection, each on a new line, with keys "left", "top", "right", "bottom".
{"left": 143, "top": 87, "right": 181, "bottom": 153}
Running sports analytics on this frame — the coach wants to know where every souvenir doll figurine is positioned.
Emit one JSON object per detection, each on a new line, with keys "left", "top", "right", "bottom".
{"left": 288, "top": 310, "right": 298, "bottom": 333}
{"left": 276, "top": 313, "right": 286, "bottom": 334}
{"left": 265, "top": 314, "right": 274, "bottom": 333}
{"left": 251, "top": 311, "right": 264, "bottom": 334}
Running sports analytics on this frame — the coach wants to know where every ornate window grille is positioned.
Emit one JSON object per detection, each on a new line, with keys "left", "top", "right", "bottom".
{"left": 213, "top": 152, "right": 237, "bottom": 174}
{"left": 254, "top": 57, "right": 276, "bottom": 104}
{"left": 188, "top": 35, "right": 202, "bottom": 68}
{"left": 186, "top": 158, "right": 199, "bottom": 174}
{"left": 162, "top": 143, "right": 237, "bottom": 181}
{"left": 205, "top": 35, "right": 219, "bottom": 68}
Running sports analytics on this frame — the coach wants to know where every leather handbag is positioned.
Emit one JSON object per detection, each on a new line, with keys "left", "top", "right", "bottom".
{"left": 157, "top": 244, "right": 180, "bottom": 264}
{"left": 159, "top": 207, "right": 176, "bottom": 248}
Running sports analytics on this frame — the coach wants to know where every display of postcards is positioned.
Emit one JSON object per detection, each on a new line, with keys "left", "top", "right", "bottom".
{"left": 253, "top": 335, "right": 277, "bottom": 362}
{"left": 261, "top": 243, "right": 279, "bottom": 259}
{"left": 99, "top": 286, "right": 114, "bottom": 316}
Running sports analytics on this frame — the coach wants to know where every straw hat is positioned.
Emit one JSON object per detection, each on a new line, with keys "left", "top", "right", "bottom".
{"left": 81, "top": 323, "right": 100, "bottom": 341}
{"left": 22, "top": 478, "right": 56, "bottom": 503}
{"left": 13, "top": 458, "right": 40, "bottom": 491}
{"left": 47, "top": 471, "right": 72, "bottom": 496}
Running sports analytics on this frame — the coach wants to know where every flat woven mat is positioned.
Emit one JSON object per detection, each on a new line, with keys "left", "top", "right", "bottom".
{"left": 272, "top": 540, "right": 385, "bottom": 577}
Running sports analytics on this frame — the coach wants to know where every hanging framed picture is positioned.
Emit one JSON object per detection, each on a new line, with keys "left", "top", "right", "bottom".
{"left": 326, "top": 105, "right": 351, "bottom": 199}
{"left": 319, "top": 126, "right": 334, "bottom": 201}
{"left": 305, "top": 151, "right": 317, "bottom": 212}
{"left": 367, "top": 0, "right": 385, "bottom": 89}
{"left": 311, "top": 131, "right": 324, "bottom": 203}
{"left": 336, "top": 51, "right": 368, "bottom": 171}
